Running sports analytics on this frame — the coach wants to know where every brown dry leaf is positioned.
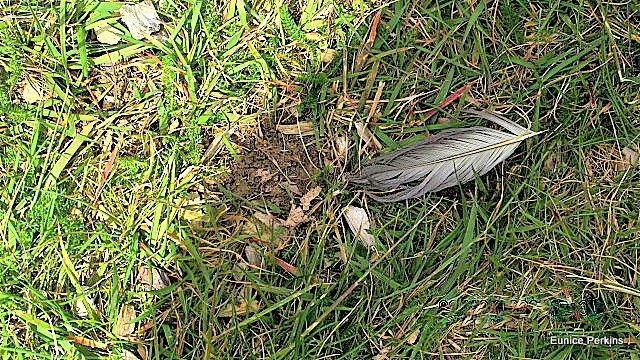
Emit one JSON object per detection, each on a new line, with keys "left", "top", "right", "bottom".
{"left": 616, "top": 146, "right": 639, "bottom": 170}
{"left": 287, "top": 183, "right": 302, "bottom": 196}
{"left": 119, "top": 0, "right": 162, "bottom": 40}
{"left": 300, "top": 186, "right": 321, "bottom": 211}
{"left": 267, "top": 252, "right": 300, "bottom": 275}
{"left": 343, "top": 205, "right": 376, "bottom": 248}
{"left": 253, "top": 211, "right": 280, "bottom": 229}
{"left": 95, "top": 23, "right": 123, "bottom": 44}
{"left": 67, "top": 335, "right": 108, "bottom": 350}
{"left": 136, "top": 345, "right": 148, "bottom": 360}
{"left": 114, "top": 304, "right": 137, "bottom": 337}
{"left": 355, "top": 121, "right": 382, "bottom": 152}
{"left": 244, "top": 245, "right": 262, "bottom": 267}
{"left": 218, "top": 298, "right": 260, "bottom": 317}
{"left": 544, "top": 151, "right": 559, "bottom": 170}
{"left": 281, "top": 206, "right": 308, "bottom": 228}
{"left": 321, "top": 48, "right": 337, "bottom": 63}
{"left": 276, "top": 122, "right": 315, "bottom": 136}
{"left": 254, "top": 168, "right": 274, "bottom": 182}
{"left": 136, "top": 266, "right": 170, "bottom": 291}
{"left": 372, "top": 347, "right": 390, "bottom": 360}
{"left": 354, "top": 10, "right": 382, "bottom": 73}
{"left": 406, "top": 329, "right": 420, "bottom": 344}
{"left": 420, "top": 81, "right": 474, "bottom": 121}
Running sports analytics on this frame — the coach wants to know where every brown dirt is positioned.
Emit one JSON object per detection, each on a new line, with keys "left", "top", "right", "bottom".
{"left": 220, "top": 118, "right": 324, "bottom": 214}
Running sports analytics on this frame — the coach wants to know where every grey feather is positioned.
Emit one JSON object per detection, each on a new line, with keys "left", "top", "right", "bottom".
{"left": 349, "top": 110, "right": 543, "bottom": 202}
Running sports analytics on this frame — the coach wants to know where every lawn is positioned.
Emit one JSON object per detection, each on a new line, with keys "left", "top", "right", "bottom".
{"left": 1, "top": 0, "right": 640, "bottom": 359}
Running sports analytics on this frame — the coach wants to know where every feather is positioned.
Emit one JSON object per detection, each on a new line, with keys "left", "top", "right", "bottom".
{"left": 349, "top": 110, "right": 543, "bottom": 202}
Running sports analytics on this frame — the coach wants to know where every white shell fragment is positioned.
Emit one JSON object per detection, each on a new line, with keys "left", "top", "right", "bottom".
{"left": 343, "top": 205, "right": 376, "bottom": 248}
{"left": 119, "top": 0, "right": 162, "bottom": 40}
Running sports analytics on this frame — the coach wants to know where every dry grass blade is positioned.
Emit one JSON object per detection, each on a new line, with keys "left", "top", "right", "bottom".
{"left": 350, "top": 111, "right": 543, "bottom": 202}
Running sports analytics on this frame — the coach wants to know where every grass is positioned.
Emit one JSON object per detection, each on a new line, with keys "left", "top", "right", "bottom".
{"left": 1, "top": 0, "right": 640, "bottom": 359}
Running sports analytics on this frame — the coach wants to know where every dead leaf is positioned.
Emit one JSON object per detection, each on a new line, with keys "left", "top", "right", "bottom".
{"left": 20, "top": 77, "right": 49, "bottom": 103}
{"left": 218, "top": 298, "right": 260, "bottom": 317}
{"left": 544, "top": 152, "right": 558, "bottom": 170}
{"left": 335, "top": 134, "right": 349, "bottom": 159}
{"left": 244, "top": 245, "right": 262, "bottom": 267}
{"left": 232, "top": 264, "right": 247, "bottom": 282}
{"left": 253, "top": 211, "right": 280, "bottom": 229}
{"left": 354, "top": 10, "right": 382, "bottom": 73}
{"left": 136, "top": 266, "right": 170, "bottom": 291}
{"left": 287, "top": 183, "right": 302, "bottom": 196}
{"left": 267, "top": 252, "right": 300, "bottom": 275}
{"left": 95, "top": 23, "right": 123, "bottom": 44}
{"left": 136, "top": 345, "right": 148, "bottom": 360}
{"left": 406, "top": 329, "right": 420, "bottom": 344}
{"left": 73, "top": 291, "right": 95, "bottom": 318}
{"left": 372, "top": 346, "right": 390, "bottom": 360}
{"left": 119, "top": 0, "right": 162, "bottom": 40}
{"left": 436, "top": 116, "right": 453, "bottom": 124}
{"left": 114, "top": 304, "right": 136, "bottom": 337}
{"left": 281, "top": 206, "right": 308, "bottom": 228}
{"left": 343, "top": 205, "right": 375, "bottom": 248}
{"left": 321, "top": 48, "right": 337, "bottom": 63}
{"left": 276, "top": 122, "right": 315, "bottom": 136}
{"left": 355, "top": 121, "right": 382, "bottom": 152}
{"left": 616, "top": 146, "right": 639, "bottom": 170}
{"left": 254, "top": 168, "right": 274, "bottom": 182}
{"left": 420, "top": 81, "right": 474, "bottom": 120}
{"left": 300, "top": 186, "right": 321, "bottom": 211}
{"left": 182, "top": 208, "right": 205, "bottom": 221}
{"left": 67, "top": 335, "right": 108, "bottom": 350}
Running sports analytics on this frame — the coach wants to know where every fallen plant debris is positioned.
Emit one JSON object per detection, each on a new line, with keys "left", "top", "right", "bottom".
{"left": 95, "top": 23, "right": 123, "bottom": 45}
{"left": 136, "top": 266, "right": 170, "bottom": 291}
{"left": 119, "top": 0, "right": 162, "bottom": 40}
{"left": 281, "top": 205, "right": 308, "bottom": 228}
{"left": 276, "top": 122, "right": 315, "bottom": 136}
{"left": 20, "top": 75, "right": 50, "bottom": 103}
{"left": 120, "top": 349, "right": 142, "bottom": 360}
{"left": 354, "top": 121, "right": 382, "bottom": 152}
{"left": 616, "top": 146, "right": 639, "bottom": 171}
{"left": 217, "top": 298, "right": 261, "bottom": 318}
{"left": 73, "top": 291, "right": 96, "bottom": 318}
{"left": 114, "top": 304, "right": 137, "bottom": 338}
{"left": 343, "top": 205, "right": 376, "bottom": 249}
{"left": 300, "top": 186, "right": 322, "bottom": 211}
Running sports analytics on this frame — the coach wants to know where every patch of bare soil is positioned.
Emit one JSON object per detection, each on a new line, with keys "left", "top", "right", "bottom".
{"left": 221, "top": 118, "right": 324, "bottom": 214}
